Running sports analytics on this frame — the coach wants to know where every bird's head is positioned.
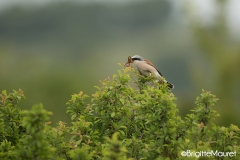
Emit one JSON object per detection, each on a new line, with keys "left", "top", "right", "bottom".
{"left": 124, "top": 55, "right": 144, "bottom": 67}
{"left": 131, "top": 55, "right": 144, "bottom": 61}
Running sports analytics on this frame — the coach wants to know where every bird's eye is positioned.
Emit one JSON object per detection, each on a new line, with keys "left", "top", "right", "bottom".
{"left": 132, "top": 58, "right": 140, "bottom": 61}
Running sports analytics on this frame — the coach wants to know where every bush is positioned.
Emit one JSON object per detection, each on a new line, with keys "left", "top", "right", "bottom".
{"left": 0, "top": 66, "right": 239, "bottom": 159}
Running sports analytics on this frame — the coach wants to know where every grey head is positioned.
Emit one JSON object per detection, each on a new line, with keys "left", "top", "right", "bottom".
{"left": 131, "top": 55, "right": 144, "bottom": 61}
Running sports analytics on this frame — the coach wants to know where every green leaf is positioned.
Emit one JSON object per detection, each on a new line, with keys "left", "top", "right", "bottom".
{"left": 111, "top": 112, "right": 115, "bottom": 118}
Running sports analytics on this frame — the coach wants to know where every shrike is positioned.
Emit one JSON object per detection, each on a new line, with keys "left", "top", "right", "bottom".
{"left": 124, "top": 55, "right": 174, "bottom": 89}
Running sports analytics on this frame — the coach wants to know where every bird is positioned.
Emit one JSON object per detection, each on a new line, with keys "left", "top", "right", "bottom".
{"left": 124, "top": 55, "right": 174, "bottom": 89}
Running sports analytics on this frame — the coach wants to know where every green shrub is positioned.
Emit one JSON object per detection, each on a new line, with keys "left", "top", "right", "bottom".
{"left": 0, "top": 66, "right": 239, "bottom": 159}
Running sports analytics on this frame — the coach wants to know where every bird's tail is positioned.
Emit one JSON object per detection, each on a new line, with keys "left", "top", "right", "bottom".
{"left": 167, "top": 82, "right": 174, "bottom": 89}
{"left": 158, "top": 80, "right": 174, "bottom": 89}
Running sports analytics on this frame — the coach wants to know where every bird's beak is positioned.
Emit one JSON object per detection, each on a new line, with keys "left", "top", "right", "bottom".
{"left": 124, "top": 56, "right": 132, "bottom": 67}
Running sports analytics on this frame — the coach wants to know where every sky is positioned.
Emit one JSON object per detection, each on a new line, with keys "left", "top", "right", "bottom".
{"left": 173, "top": 0, "right": 240, "bottom": 37}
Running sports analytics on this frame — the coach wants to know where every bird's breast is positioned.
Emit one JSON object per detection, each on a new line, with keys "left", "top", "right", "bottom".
{"left": 134, "top": 61, "right": 161, "bottom": 78}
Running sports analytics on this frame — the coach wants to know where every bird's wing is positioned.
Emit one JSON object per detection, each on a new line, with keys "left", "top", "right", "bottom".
{"left": 144, "top": 59, "right": 163, "bottom": 76}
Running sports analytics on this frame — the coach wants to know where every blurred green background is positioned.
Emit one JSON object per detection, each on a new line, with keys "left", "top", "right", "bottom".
{"left": 0, "top": 0, "right": 240, "bottom": 126}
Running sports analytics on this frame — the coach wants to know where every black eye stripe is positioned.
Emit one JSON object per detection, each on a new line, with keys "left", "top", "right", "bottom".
{"left": 132, "top": 58, "right": 141, "bottom": 61}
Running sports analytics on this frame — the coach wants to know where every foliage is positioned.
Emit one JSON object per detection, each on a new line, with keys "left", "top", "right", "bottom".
{"left": 186, "top": 0, "right": 240, "bottom": 126}
{"left": 0, "top": 67, "right": 239, "bottom": 159}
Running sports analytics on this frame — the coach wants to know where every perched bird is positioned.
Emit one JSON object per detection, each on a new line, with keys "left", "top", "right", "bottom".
{"left": 124, "top": 55, "right": 174, "bottom": 89}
